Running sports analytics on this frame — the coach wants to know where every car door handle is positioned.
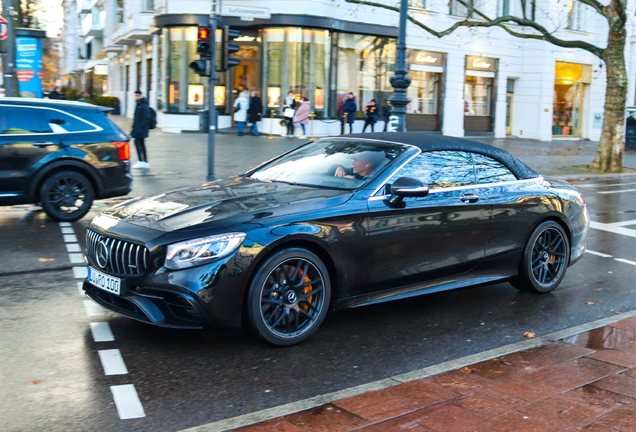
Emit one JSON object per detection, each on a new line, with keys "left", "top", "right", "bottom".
{"left": 33, "top": 141, "right": 58, "bottom": 147}
{"left": 460, "top": 193, "right": 480, "bottom": 203}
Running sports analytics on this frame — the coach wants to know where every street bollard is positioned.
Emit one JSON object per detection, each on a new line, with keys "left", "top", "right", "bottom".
{"left": 310, "top": 112, "right": 315, "bottom": 141}
{"left": 343, "top": 112, "right": 348, "bottom": 135}
{"left": 268, "top": 110, "right": 275, "bottom": 139}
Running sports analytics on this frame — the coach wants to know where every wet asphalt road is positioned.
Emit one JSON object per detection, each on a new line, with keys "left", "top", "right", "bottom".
{"left": 3, "top": 177, "right": 636, "bottom": 431}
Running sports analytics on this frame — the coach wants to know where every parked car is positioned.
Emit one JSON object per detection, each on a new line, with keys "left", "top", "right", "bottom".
{"left": 83, "top": 133, "right": 589, "bottom": 346}
{"left": 0, "top": 98, "right": 132, "bottom": 221}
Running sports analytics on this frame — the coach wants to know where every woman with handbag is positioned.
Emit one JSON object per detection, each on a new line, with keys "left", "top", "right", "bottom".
{"left": 283, "top": 91, "right": 296, "bottom": 137}
{"left": 292, "top": 97, "right": 311, "bottom": 139}
{"left": 233, "top": 91, "right": 249, "bottom": 136}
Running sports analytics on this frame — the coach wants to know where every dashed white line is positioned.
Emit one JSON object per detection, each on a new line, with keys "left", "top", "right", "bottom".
{"left": 615, "top": 258, "right": 636, "bottom": 266}
{"left": 72, "top": 266, "right": 88, "bottom": 279}
{"left": 58, "top": 222, "right": 72, "bottom": 227}
{"left": 61, "top": 227, "right": 75, "bottom": 234}
{"left": 110, "top": 385, "right": 146, "bottom": 419}
{"left": 66, "top": 243, "right": 82, "bottom": 253}
{"left": 586, "top": 250, "right": 613, "bottom": 258}
{"left": 63, "top": 234, "right": 78, "bottom": 243}
{"left": 90, "top": 322, "right": 115, "bottom": 342}
{"left": 68, "top": 253, "right": 84, "bottom": 264}
{"left": 597, "top": 188, "right": 636, "bottom": 195}
{"left": 83, "top": 300, "right": 104, "bottom": 316}
{"left": 98, "top": 349, "right": 128, "bottom": 375}
{"left": 577, "top": 181, "right": 636, "bottom": 188}
{"left": 77, "top": 282, "right": 84, "bottom": 296}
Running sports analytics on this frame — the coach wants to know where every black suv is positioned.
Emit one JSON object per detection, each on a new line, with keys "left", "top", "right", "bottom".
{"left": 0, "top": 98, "right": 132, "bottom": 221}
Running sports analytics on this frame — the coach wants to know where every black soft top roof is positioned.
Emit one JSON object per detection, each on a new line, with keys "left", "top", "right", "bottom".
{"left": 336, "top": 132, "right": 539, "bottom": 180}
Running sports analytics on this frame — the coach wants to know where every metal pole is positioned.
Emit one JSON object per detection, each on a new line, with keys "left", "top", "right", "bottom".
{"left": 2, "top": 0, "right": 15, "bottom": 97}
{"left": 389, "top": 0, "right": 411, "bottom": 132}
{"left": 206, "top": 0, "right": 219, "bottom": 181}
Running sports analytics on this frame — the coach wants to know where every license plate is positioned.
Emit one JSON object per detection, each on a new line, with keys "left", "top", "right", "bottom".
{"left": 87, "top": 266, "right": 121, "bottom": 295}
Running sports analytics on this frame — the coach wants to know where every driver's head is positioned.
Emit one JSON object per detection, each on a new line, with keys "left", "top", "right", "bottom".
{"left": 352, "top": 151, "right": 384, "bottom": 177}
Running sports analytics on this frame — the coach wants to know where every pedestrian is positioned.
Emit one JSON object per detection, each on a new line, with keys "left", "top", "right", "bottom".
{"left": 292, "top": 97, "right": 311, "bottom": 139}
{"left": 362, "top": 99, "right": 378, "bottom": 133}
{"left": 49, "top": 86, "right": 65, "bottom": 100}
{"left": 131, "top": 90, "right": 151, "bottom": 169}
{"left": 342, "top": 92, "right": 357, "bottom": 134}
{"left": 283, "top": 91, "right": 296, "bottom": 137}
{"left": 248, "top": 90, "right": 263, "bottom": 136}
{"left": 233, "top": 91, "right": 249, "bottom": 136}
{"left": 381, "top": 99, "right": 392, "bottom": 131}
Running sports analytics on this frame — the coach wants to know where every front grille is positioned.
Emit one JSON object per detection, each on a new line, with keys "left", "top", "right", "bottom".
{"left": 86, "top": 228, "right": 149, "bottom": 276}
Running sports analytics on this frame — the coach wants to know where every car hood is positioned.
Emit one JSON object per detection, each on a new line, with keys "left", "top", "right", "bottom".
{"left": 99, "top": 176, "right": 353, "bottom": 232}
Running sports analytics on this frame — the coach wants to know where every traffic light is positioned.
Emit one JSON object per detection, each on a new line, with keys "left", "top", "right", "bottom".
{"left": 189, "top": 26, "right": 212, "bottom": 76}
{"left": 219, "top": 26, "right": 240, "bottom": 72}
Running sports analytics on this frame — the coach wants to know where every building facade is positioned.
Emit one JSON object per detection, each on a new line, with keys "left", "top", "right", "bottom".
{"left": 68, "top": 0, "right": 636, "bottom": 140}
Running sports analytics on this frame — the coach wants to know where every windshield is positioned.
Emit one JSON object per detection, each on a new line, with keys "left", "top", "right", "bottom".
{"left": 249, "top": 140, "right": 405, "bottom": 190}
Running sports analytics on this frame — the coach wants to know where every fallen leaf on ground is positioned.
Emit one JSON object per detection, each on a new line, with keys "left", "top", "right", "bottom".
{"left": 463, "top": 367, "right": 477, "bottom": 373}
{"left": 38, "top": 258, "right": 54, "bottom": 262}
{"left": 523, "top": 332, "right": 536, "bottom": 338}
{"left": 615, "top": 311, "right": 622, "bottom": 314}
{"left": 595, "top": 288, "right": 602, "bottom": 291}
{"left": 27, "top": 380, "right": 42, "bottom": 385}
{"left": 509, "top": 301, "right": 516, "bottom": 306}
{"left": 585, "top": 301, "right": 594, "bottom": 305}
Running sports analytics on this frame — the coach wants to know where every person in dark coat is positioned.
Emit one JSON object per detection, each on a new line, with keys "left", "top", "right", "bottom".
{"left": 342, "top": 92, "right": 357, "bottom": 134}
{"left": 381, "top": 99, "right": 392, "bottom": 131}
{"left": 362, "top": 99, "right": 378, "bottom": 133}
{"left": 48, "top": 86, "right": 65, "bottom": 100}
{"left": 247, "top": 90, "right": 263, "bottom": 136}
{"left": 131, "top": 90, "right": 151, "bottom": 169}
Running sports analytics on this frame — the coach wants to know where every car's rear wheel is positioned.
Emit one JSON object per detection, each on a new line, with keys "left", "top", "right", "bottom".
{"left": 39, "top": 171, "right": 94, "bottom": 222}
{"left": 512, "top": 220, "right": 570, "bottom": 293}
{"left": 245, "top": 248, "right": 331, "bottom": 346}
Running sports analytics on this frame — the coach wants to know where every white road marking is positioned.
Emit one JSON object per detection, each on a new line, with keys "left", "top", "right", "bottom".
{"left": 68, "top": 253, "right": 84, "bottom": 264}
{"left": 577, "top": 182, "right": 636, "bottom": 188}
{"left": 90, "top": 322, "right": 115, "bottom": 342}
{"left": 63, "top": 234, "right": 78, "bottom": 243}
{"left": 615, "top": 258, "right": 636, "bottom": 266}
{"left": 586, "top": 250, "right": 613, "bottom": 258}
{"left": 65, "top": 243, "right": 82, "bottom": 253}
{"left": 61, "top": 227, "right": 75, "bottom": 234}
{"left": 77, "top": 282, "right": 84, "bottom": 296}
{"left": 83, "top": 300, "right": 104, "bottom": 317}
{"left": 58, "top": 222, "right": 72, "bottom": 227}
{"left": 111, "top": 385, "right": 146, "bottom": 419}
{"left": 597, "top": 188, "right": 636, "bottom": 195}
{"left": 98, "top": 349, "right": 128, "bottom": 375}
{"left": 72, "top": 266, "right": 88, "bottom": 279}
{"left": 608, "top": 220, "right": 636, "bottom": 227}
{"left": 590, "top": 221, "right": 636, "bottom": 238}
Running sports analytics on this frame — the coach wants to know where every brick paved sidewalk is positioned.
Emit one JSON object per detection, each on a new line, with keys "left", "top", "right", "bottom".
{"left": 236, "top": 317, "right": 636, "bottom": 432}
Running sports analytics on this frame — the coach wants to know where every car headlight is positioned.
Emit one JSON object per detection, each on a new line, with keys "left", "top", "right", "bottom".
{"left": 164, "top": 233, "right": 246, "bottom": 270}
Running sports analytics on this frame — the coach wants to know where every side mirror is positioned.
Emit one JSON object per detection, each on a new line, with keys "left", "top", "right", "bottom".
{"left": 387, "top": 177, "right": 429, "bottom": 207}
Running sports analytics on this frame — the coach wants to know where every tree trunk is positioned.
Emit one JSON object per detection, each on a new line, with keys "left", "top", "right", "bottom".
{"left": 589, "top": 3, "right": 627, "bottom": 173}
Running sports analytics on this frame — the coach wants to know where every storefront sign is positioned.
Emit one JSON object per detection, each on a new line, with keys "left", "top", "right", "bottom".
{"left": 221, "top": 5, "right": 271, "bottom": 20}
{"left": 409, "top": 50, "right": 444, "bottom": 66}
{"left": 16, "top": 36, "right": 43, "bottom": 98}
{"left": 466, "top": 55, "right": 497, "bottom": 72}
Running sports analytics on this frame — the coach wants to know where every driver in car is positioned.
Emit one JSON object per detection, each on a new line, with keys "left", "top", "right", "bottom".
{"left": 331, "top": 152, "right": 384, "bottom": 180}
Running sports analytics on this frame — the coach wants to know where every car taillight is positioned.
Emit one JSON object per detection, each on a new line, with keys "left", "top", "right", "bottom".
{"left": 113, "top": 142, "right": 130, "bottom": 161}
{"left": 576, "top": 194, "right": 586, "bottom": 205}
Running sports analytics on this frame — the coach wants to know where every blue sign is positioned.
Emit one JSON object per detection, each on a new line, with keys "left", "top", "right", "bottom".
{"left": 16, "top": 36, "right": 43, "bottom": 98}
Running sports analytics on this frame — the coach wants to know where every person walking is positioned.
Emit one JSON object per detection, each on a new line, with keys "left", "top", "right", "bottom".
{"left": 248, "top": 90, "right": 263, "bottom": 136}
{"left": 233, "top": 91, "right": 249, "bottom": 136}
{"left": 292, "top": 97, "right": 311, "bottom": 139}
{"left": 381, "top": 99, "right": 392, "bottom": 131}
{"left": 362, "top": 99, "right": 378, "bottom": 133}
{"left": 131, "top": 90, "right": 151, "bottom": 169}
{"left": 342, "top": 92, "right": 357, "bottom": 134}
{"left": 283, "top": 91, "right": 296, "bottom": 137}
{"left": 49, "top": 86, "right": 65, "bottom": 100}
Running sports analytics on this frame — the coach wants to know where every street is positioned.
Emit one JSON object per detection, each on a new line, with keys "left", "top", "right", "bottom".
{"left": 2, "top": 142, "right": 636, "bottom": 431}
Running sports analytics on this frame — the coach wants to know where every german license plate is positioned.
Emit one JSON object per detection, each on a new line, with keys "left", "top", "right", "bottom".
{"left": 87, "top": 266, "right": 121, "bottom": 295}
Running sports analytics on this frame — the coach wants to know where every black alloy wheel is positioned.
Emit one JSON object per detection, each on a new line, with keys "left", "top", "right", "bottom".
{"left": 246, "top": 248, "right": 331, "bottom": 346}
{"left": 512, "top": 220, "right": 570, "bottom": 293}
{"left": 39, "top": 171, "right": 95, "bottom": 222}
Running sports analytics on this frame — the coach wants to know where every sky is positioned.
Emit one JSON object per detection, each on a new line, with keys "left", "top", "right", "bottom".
{"left": 38, "top": 0, "right": 64, "bottom": 37}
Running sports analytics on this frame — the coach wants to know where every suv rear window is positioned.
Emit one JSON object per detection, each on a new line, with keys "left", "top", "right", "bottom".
{"left": 0, "top": 106, "right": 51, "bottom": 134}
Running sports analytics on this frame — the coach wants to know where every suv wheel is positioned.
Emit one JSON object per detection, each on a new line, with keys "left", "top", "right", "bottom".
{"left": 39, "top": 171, "right": 94, "bottom": 222}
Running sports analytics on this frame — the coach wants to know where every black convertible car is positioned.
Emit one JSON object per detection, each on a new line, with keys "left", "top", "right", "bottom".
{"left": 83, "top": 133, "right": 589, "bottom": 346}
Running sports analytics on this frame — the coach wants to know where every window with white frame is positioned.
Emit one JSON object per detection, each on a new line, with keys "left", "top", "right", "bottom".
{"left": 144, "top": 0, "right": 154, "bottom": 12}
{"left": 568, "top": 0, "right": 588, "bottom": 31}
{"left": 450, "top": 0, "right": 473, "bottom": 17}
{"left": 409, "top": 0, "right": 426, "bottom": 9}
{"left": 500, "top": 0, "right": 511, "bottom": 16}
{"left": 117, "top": 0, "right": 124, "bottom": 24}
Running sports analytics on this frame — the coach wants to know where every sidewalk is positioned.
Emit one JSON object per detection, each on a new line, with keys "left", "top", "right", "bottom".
{"left": 235, "top": 317, "right": 636, "bottom": 431}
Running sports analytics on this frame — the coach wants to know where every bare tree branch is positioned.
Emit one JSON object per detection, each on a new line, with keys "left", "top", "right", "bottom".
{"left": 344, "top": 0, "right": 604, "bottom": 57}
{"left": 577, "top": 0, "right": 606, "bottom": 16}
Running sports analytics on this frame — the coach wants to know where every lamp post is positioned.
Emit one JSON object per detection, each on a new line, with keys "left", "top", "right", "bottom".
{"left": 389, "top": 0, "right": 411, "bottom": 132}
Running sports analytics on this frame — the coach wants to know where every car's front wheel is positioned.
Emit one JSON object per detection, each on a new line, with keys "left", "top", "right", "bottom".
{"left": 512, "top": 220, "right": 570, "bottom": 293}
{"left": 245, "top": 248, "right": 331, "bottom": 346}
{"left": 39, "top": 170, "right": 95, "bottom": 222}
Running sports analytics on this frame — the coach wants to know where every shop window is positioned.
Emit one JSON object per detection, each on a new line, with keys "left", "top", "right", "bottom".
{"left": 464, "top": 75, "right": 493, "bottom": 116}
{"left": 553, "top": 62, "right": 590, "bottom": 137}
{"left": 407, "top": 71, "right": 439, "bottom": 115}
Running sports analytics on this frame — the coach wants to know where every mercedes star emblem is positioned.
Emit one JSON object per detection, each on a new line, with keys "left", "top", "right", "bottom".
{"left": 96, "top": 240, "right": 110, "bottom": 269}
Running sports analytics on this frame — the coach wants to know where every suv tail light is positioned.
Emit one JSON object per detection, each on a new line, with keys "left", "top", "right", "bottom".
{"left": 576, "top": 193, "right": 586, "bottom": 205}
{"left": 113, "top": 141, "right": 130, "bottom": 161}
